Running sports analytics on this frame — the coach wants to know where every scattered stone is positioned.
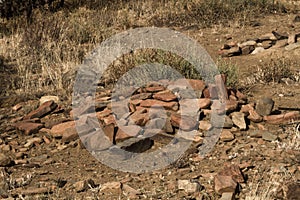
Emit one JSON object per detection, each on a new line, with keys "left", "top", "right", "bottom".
{"left": 130, "top": 93, "right": 152, "bottom": 101}
{"left": 14, "top": 122, "right": 44, "bottom": 135}
{"left": 218, "top": 164, "right": 244, "bottom": 183}
{"left": 61, "top": 130, "right": 79, "bottom": 143}
{"left": 214, "top": 175, "right": 237, "bottom": 195}
{"left": 285, "top": 42, "right": 300, "bottom": 51}
{"left": 272, "top": 31, "right": 288, "bottom": 40}
{"left": 288, "top": 33, "right": 296, "bottom": 44}
{"left": 225, "top": 100, "right": 239, "bottom": 113}
{"left": 50, "top": 121, "right": 76, "bottom": 138}
{"left": 186, "top": 79, "right": 206, "bottom": 92}
{"left": 261, "top": 40, "right": 273, "bottom": 49}
{"left": 249, "top": 130, "right": 263, "bottom": 138}
{"left": 239, "top": 40, "right": 256, "bottom": 48}
{"left": 100, "top": 181, "right": 122, "bottom": 192}
{"left": 220, "top": 46, "right": 241, "bottom": 57}
{"left": 11, "top": 187, "right": 53, "bottom": 196}
{"left": 122, "top": 184, "right": 141, "bottom": 198}
{"left": 178, "top": 179, "right": 202, "bottom": 193}
{"left": 171, "top": 113, "right": 199, "bottom": 131}
{"left": 102, "top": 123, "right": 115, "bottom": 142}
{"left": 259, "top": 33, "right": 277, "bottom": 41}
{"left": 128, "top": 112, "right": 149, "bottom": 126}
{"left": 24, "top": 137, "right": 42, "bottom": 148}
{"left": 145, "top": 85, "right": 165, "bottom": 92}
{"left": 96, "top": 109, "right": 112, "bottom": 120}
{"left": 241, "top": 45, "right": 255, "bottom": 55}
{"left": 0, "top": 154, "right": 11, "bottom": 167}
{"left": 24, "top": 100, "right": 57, "bottom": 120}
{"left": 272, "top": 39, "right": 288, "bottom": 48}
{"left": 231, "top": 112, "right": 247, "bottom": 130}
{"left": 12, "top": 103, "right": 22, "bottom": 111}
{"left": 153, "top": 90, "right": 177, "bottom": 102}
{"left": 73, "top": 179, "right": 96, "bottom": 192}
{"left": 40, "top": 95, "right": 59, "bottom": 105}
{"left": 263, "top": 111, "right": 300, "bottom": 124}
{"left": 240, "top": 104, "right": 254, "bottom": 115}
{"left": 247, "top": 110, "right": 263, "bottom": 123}
{"left": 251, "top": 47, "right": 265, "bottom": 55}
{"left": 255, "top": 97, "right": 274, "bottom": 116}
{"left": 223, "top": 116, "right": 234, "bottom": 129}
{"left": 262, "top": 131, "right": 277, "bottom": 142}
{"left": 116, "top": 125, "right": 142, "bottom": 142}
{"left": 220, "top": 130, "right": 235, "bottom": 142}
{"left": 81, "top": 130, "right": 112, "bottom": 151}
{"left": 219, "top": 192, "right": 235, "bottom": 200}
{"left": 140, "top": 99, "right": 178, "bottom": 111}
{"left": 117, "top": 137, "right": 153, "bottom": 153}
{"left": 199, "top": 121, "right": 212, "bottom": 131}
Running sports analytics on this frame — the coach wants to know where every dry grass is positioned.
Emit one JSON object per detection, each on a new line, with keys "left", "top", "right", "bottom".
{"left": 0, "top": 0, "right": 288, "bottom": 97}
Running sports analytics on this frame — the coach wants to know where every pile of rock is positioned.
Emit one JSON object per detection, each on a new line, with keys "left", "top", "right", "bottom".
{"left": 219, "top": 31, "right": 300, "bottom": 57}
{"left": 10, "top": 75, "right": 300, "bottom": 152}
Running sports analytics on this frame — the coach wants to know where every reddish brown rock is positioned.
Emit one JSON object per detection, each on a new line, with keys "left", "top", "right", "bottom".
{"left": 103, "top": 115, "right": 117, "bottom": 126}
{"left": 187, "top": 79, "right": 206, "bottom": 91}
{"left": 198, "top": 98, "right": 211, "bottom": 109}
{"left": 73, "top": 179, "right": 96, "bottom": 192}
{"left": 140, "top": 99, "right": 178, "bottom": 111}
{"left": 231, "top": 112, "right": 247, "bottom": 130}
{"left": 263, "top": 111, "right": 300, "bottom": 124}
{"left": 96, "top": 109, "right": 112, "bottom": 120}
{"left": 153, "top": 90, "right": 177, "bottom": 102}
{"left": 130, "top": 99, "right": 142, "bottom": 106}
{"left": 236, "top": 90, "right": 247, "bottom": 101}
{"left": 220, "top": 130, "right": 235, "bottom": 142}
{"left": 173, "top": 79, "right": 206, "bottom": 92}
{"left": 214, "top": 175, "right": 237, "bottom": 195}
{"left": 171, "top": 113, "right": 199, "bottom": 131}
{"left": 248, "top": 110, "right": 263, "bottom": 123}
{"left": 116, "top": 125, "right": 142, "bottom": 142}
{"left": 218, "top": 164, "right": 244, "bottom": 183}
{"left": 129, "top": 109, "right": 149, "bottom": 126}
{"left": 100, "top": 181, "right": 122, "bottom": 193}
{"left": 240, "top": 104, "right": 254, "bottom": 115}
{"left": 11, "top": 187, "right": 53, "bottom": 196}
{"left": 62, "top": 130, "right": 79, "bottom": 143}
{"left": 130, "top": 93, "right": 152, "bottom": 101}
{"left": 145, "top": 85, "right": 165, "bottom": 92}
{"left": 50, "top": 121, "right": 76, "bottom": 138}
{"left": 225, "top": 100, "right": 239, "bottom": 113}
{"left": 14, "top": 122, "right": 44, "bottom": 135}
{"left": 24, "top": 100, "right": 57, "bottom": 120}
{"left": 199, "top": 121, "right": 212, "bottom": 131}
{"left": 219, "top": 46, "right": 241, "bottom": 57}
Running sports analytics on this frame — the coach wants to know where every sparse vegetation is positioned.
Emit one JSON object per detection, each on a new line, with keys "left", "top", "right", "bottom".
{"left": 246, "top": 58, "right": 295, "bottom": 85}
{"left": 0, "top": 0, "right": 287, "bottom": 96}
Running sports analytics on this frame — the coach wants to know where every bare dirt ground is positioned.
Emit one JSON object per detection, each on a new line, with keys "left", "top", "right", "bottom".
{"left": 1, "top": 1, "right": 300, "bottom": 200}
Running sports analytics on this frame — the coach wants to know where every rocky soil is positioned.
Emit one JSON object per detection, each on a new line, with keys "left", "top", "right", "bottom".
{"left": 1, "top": 8, "right": 300, "bottom": 200}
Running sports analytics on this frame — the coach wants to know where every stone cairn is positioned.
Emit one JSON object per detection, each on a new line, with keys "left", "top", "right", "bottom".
{"left": 13, "top": 75, "right": 300, "bottom": 150}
